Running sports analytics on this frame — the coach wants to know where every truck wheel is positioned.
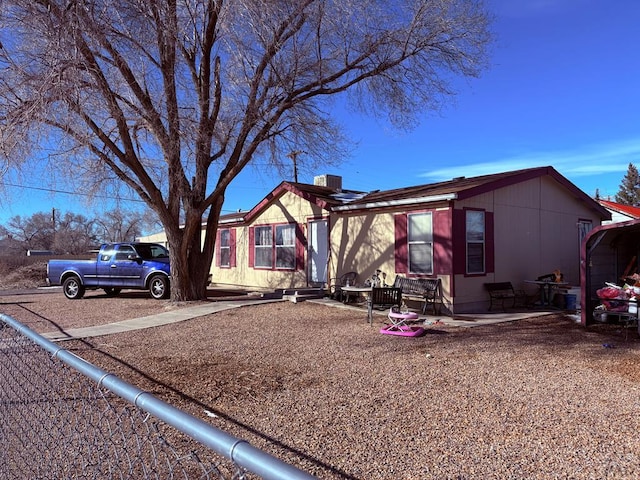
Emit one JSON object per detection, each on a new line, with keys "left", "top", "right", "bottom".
{"left": 103, "top": 287, "right": 122, "bottom": 297}
{"left": 63, "top": 276, "right": 85, "bottom": 300}
{"left": 149, "top": 275, "right": 169, "bottom": 300}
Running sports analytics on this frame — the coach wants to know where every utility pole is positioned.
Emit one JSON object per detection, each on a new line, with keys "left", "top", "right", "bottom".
{"left": 51, "top": 207, "right": 56, "bottom": 252}
{"left": 286, "top": 150, "right": 306, "bottom": 183}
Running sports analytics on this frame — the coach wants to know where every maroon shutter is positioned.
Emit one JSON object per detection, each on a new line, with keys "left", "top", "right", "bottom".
{"left": 394, "top": 214, "right": 408, "bottom": 273}
{"left": 452, "top": 209, "right": 466, "bottom": 275}
{"left": 433, "top": 209, "right": 452, "bottom": 276}
{"left": 295, "top": 223, "right": 305, "bottom": 271}
{"left": 248, "top": 227, "right": 255, "bottom": 267}
{"left": 229, "top": 228, "right": 237, "bottom": 268}
{"left": 485, "top": 211, "right": 494, "bottom": 274}
{"left": 215, "top": 232, "right": 221, "bottom": 267}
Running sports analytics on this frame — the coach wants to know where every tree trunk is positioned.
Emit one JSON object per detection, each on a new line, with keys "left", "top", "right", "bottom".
{"left": 168, "top": 246, "right": 213, "bottom": 301}
{"left": 165, "top": 199, "right": 222, "bottom": 302}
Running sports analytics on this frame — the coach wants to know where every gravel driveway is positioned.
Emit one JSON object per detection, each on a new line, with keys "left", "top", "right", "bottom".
{"left": 2, "top": 289, "right": 640, "bottom": 479}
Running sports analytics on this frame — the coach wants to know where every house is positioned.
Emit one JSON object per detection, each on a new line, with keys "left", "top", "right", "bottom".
{"left": 141, "top": 166, "right": 611, "bottom": 314}
{"left": 598, "top": 199, "right": 640, "bottom": 224}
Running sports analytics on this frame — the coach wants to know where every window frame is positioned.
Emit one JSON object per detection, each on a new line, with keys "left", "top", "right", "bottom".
{"left": 251, "top": 223, "right": 299, "bottom": 271}
{"left": 275, "top": 224, "right": 296, "bottom": 270}
{"left": 465, "top": 209, "right": 485, "bottom": 275}
{"left": 253, "top": 225, "right": 274, "bottom": 269}
{"left": 219, "top": 229, "right": 231, "bottom": 268}
{"left": 577, "top": 219, "right": 593, "bottom": 248}
{"left": 407, "top": 212, "right": 434, "bottom": 275}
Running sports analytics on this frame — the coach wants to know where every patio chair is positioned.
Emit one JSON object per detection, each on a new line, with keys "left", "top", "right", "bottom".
{"left": 367, "top": 287, "right": 402, "bottom": 324}
{"left": 328, "top": 271, "right": 358, "bottom": 301}
{"left": 536, "top": 272, "right": 564, "bottom": 306}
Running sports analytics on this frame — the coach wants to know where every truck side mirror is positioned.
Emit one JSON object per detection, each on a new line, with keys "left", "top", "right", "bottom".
{"left": 127, "top": 254, "right": 142, "bottom": 261}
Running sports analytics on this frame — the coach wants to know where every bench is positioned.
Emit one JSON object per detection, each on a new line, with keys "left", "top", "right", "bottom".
{"left": 392, "top": 276, "right": 442, "bottom": 315}
{"left": 485, "top": 282, "right": 527, "bottom": 311}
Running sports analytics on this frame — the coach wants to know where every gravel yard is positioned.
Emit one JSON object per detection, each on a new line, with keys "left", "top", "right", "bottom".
{"left": 2, "top": 289, "right": 640, "bottom": 479}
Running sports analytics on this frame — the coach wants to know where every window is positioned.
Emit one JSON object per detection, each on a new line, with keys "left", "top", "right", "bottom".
{"left": 219, "top": 229, "right": 231, "bottom": 267}
{"left": 276, "top": 224, "right": 296, "bottom": 269}
{"left": 115, "top": 245, "right": 136, "bottom": 261}
{"left": 254, "top": 226, "right": 273, "bottom": 268}
{"left": 577, "top": 220, "right": 592, "bottom": 247}
{"left": 408, "top": 213, "right": 433, "bottom": 274}
{"left": 100, "top": 245, "right": 114, "bottom": 262}
{"left": 251, "top": 223, "right": 299, "bottom": 270}
{"left": 135, "top": 243, "right": 169, "bottom": 259}
{"left": 466, "top": 210, "right": 485, "bottom": 274}
{"left": 216, "top": 229, "right": 236, "bottom": 268}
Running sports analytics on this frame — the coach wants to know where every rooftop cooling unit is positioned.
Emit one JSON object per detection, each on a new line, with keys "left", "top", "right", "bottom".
{"left": 314, "top": 174, "right": 343, "bottom": 189}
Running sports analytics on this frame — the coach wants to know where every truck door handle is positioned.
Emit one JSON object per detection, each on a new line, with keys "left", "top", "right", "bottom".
{"left": 111, "top": 264, "right": 117, "bottom": 268}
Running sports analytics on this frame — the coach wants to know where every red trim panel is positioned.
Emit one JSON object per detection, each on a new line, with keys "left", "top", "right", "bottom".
{"left": 394, "top": 214, "right": 408, "bottom": 273}
{"left": 230, "top": 228, "right": 237, "bottom": 268}
{"left": 248, "top": 227, "right": 255, "bottom": 267}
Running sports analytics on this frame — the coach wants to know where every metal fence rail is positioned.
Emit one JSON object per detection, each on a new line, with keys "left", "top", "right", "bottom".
{"left": 0, "top": 313, "right": 315, "bottom": 480}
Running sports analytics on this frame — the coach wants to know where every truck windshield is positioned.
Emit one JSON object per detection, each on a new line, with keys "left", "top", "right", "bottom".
{"left": 134, "top": 244, "right": 169, "bottom": 260}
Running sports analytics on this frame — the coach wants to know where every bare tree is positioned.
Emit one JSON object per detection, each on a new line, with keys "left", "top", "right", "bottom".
{"left": 51, "top": 211, "right": 100, "bottom": 254}
{"left": 2, "top": 211, "right": 99, "bottom": 254}
{"left": 4, "top": 213, "right": 55, "bottom": 253}
{"left": 93, "top": 208, "right": 151, "bottom": 242}
{"left": 0, "top": 0, "right": 492, "bottom": 300}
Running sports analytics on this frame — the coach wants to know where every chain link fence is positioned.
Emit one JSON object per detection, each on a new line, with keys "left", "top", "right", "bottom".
{"left": 0, "top": 313, "right": 315, "bottom": 480}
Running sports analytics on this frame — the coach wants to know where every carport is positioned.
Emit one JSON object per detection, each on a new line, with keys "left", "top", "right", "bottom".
{"left": 581, "top": 218, "right": 640, "bottom": 325}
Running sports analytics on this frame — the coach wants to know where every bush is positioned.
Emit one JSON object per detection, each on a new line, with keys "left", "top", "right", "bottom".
{"left": 0, "top": 257, "right": 48, "bottom": 289}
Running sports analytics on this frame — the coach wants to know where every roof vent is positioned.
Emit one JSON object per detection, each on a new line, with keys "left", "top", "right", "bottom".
{"left": 314, "top": 174, "right": 343, "bottom": 189}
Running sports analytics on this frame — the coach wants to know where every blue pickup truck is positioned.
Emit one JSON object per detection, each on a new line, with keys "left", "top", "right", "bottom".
{"left": 47, "top": 242, "right": 171, "bottom": 300}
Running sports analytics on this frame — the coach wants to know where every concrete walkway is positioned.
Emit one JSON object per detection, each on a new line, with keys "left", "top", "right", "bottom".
{"left": 41, "top": 296, "right": 562, "bottom": 342}
{"left": 308, "top": 297, "right": 560, "bottom": 327}
{"left": 42, "top": 298, "right": 284, "bottom": 341}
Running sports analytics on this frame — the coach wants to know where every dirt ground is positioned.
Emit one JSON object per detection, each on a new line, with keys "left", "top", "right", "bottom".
{"left": 2, "top": 289, "right": 640, "bottom": 479}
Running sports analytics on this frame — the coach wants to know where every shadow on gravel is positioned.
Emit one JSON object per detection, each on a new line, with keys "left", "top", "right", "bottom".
{"left": 71, "top": 339, "right": 357, "bottom": 480}
{"left": 4, "top": 302, "right": 70, "bottom": 337}
{"left": 438, "top": 315, "right": 640, "bottom": 380}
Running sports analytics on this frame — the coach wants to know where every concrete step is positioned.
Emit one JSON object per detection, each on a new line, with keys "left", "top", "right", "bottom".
{"left": 280, "top": 287, "right": 325, "bottom": 303}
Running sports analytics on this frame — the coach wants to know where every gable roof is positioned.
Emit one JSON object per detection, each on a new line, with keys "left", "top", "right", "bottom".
{"left": 227, "top": 166, "right": 611, "bottom": 225}
{"left": 224, "top": 181, "right": 367, "bottom": 225}
{"left": 333, "top": 166, "right": 610, "bottom": 218}
{"left": 598, "top": 199, "right": 640, "bottom": 220}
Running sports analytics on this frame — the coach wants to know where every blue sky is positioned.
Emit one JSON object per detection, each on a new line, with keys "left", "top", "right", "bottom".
{"left": 1, "top": 0, "right": 639, "bottom": 227}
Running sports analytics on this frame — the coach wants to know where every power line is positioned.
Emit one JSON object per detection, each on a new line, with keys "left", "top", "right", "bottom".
{"left": 0, "top": 181, "right": 146, "bottom": 203}
{"left": 1, "top": 180, "right": 255, "bottom": 215}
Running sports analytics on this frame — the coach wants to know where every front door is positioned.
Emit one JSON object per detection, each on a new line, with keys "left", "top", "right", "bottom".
{"left": 308, "top": 219, "right": 328, "bottom": 285}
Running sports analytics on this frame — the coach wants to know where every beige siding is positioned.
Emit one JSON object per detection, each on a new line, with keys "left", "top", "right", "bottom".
{"left": 211, "top": 191, "right": 326, "bottom": 290}
{"left": 453, "top": 176, "right": 602, "bottom": 312}
{"left": 328, "top": 209, "right": 452, "bottom": 312}
{"left": 329, "top": 212, "right": 397, "bottom": 286}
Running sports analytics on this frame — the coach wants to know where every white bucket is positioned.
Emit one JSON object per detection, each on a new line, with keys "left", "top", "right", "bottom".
{"left": 567, "top": 287, "right": 581, "bottom": 308}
